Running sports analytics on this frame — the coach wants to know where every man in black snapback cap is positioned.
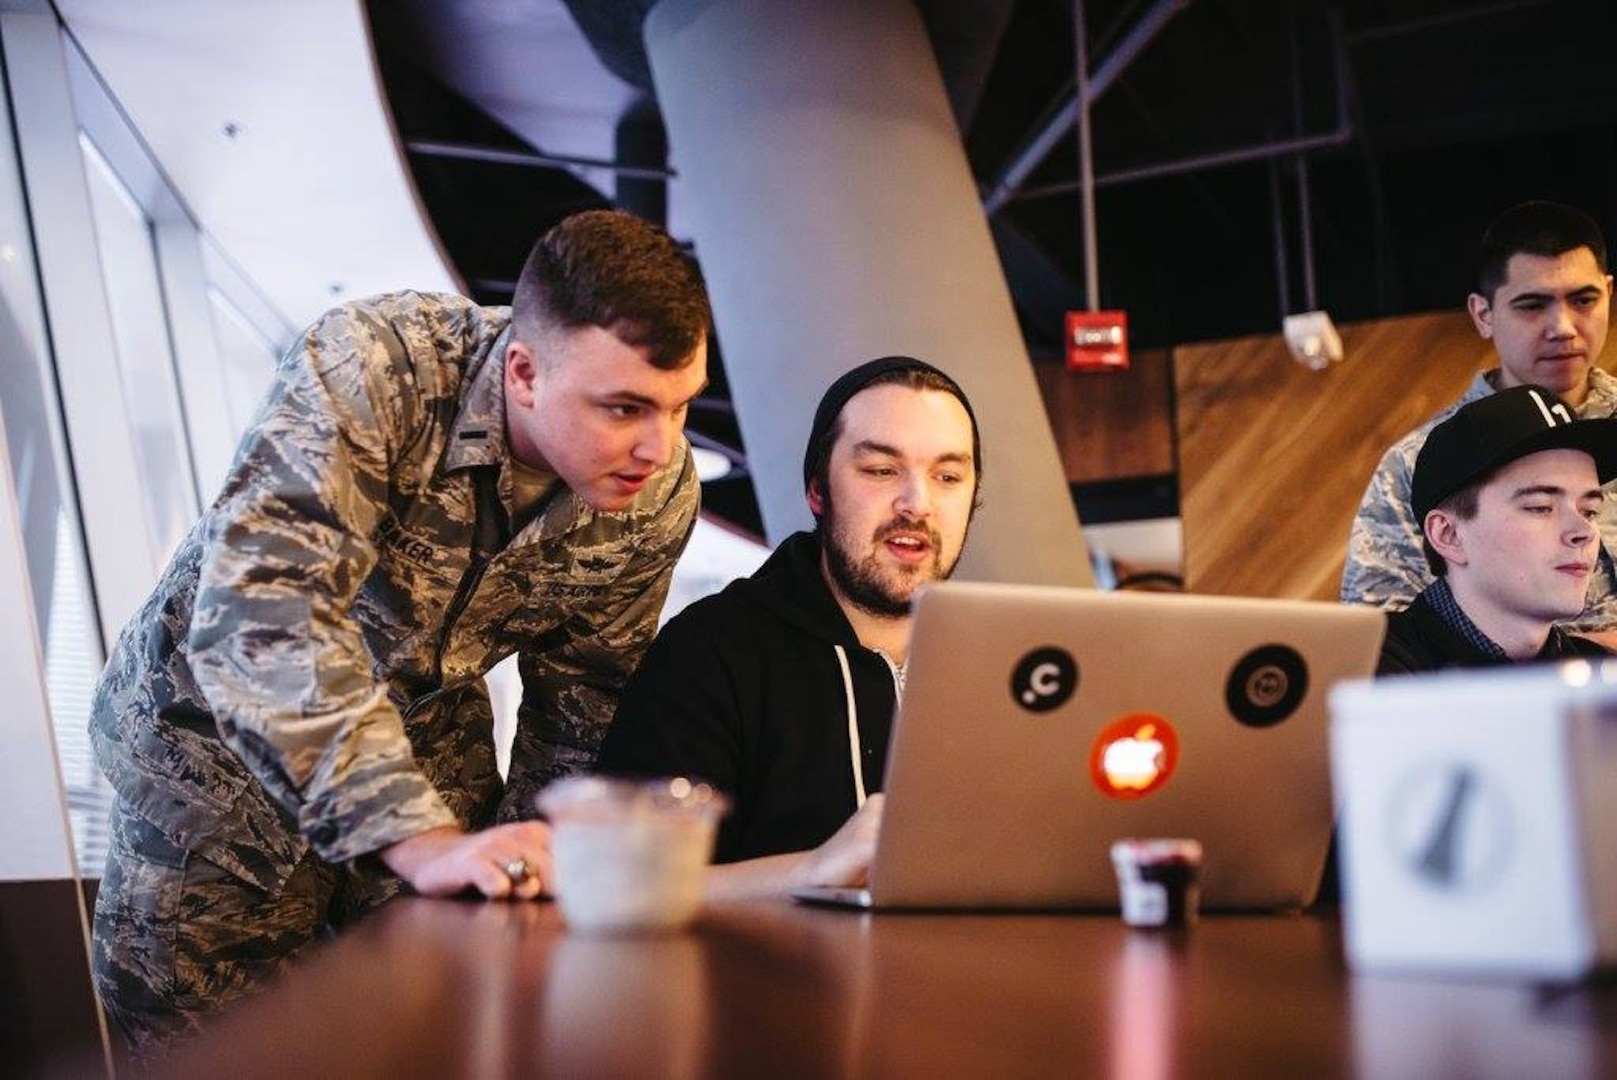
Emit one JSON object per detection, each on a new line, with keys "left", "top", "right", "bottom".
{"left": 598, "top": 356, "right": 982, "bottom": 896}
{"left": 1380, "top": 384, "right": 1617, "bottom": 674}
{"left": 1344, "top": 201, "right": 1617, "bottom": 645}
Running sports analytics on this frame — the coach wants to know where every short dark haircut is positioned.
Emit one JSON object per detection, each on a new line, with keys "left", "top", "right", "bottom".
{"left": 808, "top": 366, "right": 983, "bottom": 525}
{"left": 1476, "top": 201, "right": 1608, "bottom": 300}
{"left": 1421, "top": 482, "right": 1483, "bottom": 578}
{"left": 511, "top": 209, "right": 711, "bottom": 369}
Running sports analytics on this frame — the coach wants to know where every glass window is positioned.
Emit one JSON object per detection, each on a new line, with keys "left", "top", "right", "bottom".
{"left": 80, "top": 133, "right": 199, "bottom": 563}
{"left": 207, "top": 284, "right": 280, "bottom": 439}
{"left": 44, "top": 505, "right": 109, "bottom": 871}
{"left": 0, "top": 57, "right": 108, "bottom": 876}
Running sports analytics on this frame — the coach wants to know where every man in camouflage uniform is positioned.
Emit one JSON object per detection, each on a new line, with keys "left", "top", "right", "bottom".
{"left": 90, "top": 209, "right": 710, "bottom": 1053}
{"left": 1343, "top": 201, "right": 1617, "bottom": 646}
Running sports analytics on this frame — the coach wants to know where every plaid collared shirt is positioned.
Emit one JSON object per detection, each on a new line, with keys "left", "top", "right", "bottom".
{"left": 1421, "top": 577, "right": 1510, "bottom": 662}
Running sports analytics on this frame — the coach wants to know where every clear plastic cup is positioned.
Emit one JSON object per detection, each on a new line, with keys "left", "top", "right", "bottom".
{"left": 536, "top": 776, "right": 728, "bottom": 934}
{"left": 1110, "top": 838, "right": 1203, "bottom": 929}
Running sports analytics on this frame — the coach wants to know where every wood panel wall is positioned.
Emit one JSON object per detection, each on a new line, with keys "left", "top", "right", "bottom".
{"left": 1034, "top": 349, "right": 1173, "bottom": 483}
{"left": 1174, "top": 311, "right": 1497, "bottom": 600}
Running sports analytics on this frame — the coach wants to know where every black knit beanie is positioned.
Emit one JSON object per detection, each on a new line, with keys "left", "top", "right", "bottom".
{"left": 800, "top": 355, "right": 981, "bottom": 494}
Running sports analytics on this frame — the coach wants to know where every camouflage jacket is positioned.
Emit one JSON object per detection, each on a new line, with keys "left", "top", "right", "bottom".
{"left": 1341, "top": 367, "right": 1617, "bottom": 633}
{"left": 90, "top": 292, "right": 698, "bottom": 891}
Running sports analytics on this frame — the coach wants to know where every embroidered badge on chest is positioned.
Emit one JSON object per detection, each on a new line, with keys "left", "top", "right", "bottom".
{"left": 570, "top": 551, "right": 627, "bottom": 583}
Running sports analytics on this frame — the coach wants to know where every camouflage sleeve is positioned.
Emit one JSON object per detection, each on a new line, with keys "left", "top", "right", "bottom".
{"left": 1564, "top": 570, "right": 1617, "bottom": 633}
{"left": 1340, "top": 439, "right": 1429, "bottom": 610}
{"left": 1561, "top": 514, "right": 1617, "bottom": 634}
{"left": 187, "top": 303, "right": 459, "bottom": 863}
{"left": 499, "top": 450, "right": 701, "bottom": 821}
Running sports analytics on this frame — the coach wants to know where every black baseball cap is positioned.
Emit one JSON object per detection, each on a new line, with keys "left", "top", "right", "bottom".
{"left": 1411, "top": 384, "right": 1617, "bottom": 523}
{"left": 801, "top": 355, "right": 980, "bottom": 492}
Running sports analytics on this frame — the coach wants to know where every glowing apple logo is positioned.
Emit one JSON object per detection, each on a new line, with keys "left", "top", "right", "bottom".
{"left": 1089, "top": 713, "right": 1180, "bottom": 800}
{"left": 1104, "top": 731, "right": 1162, "bottom": 788}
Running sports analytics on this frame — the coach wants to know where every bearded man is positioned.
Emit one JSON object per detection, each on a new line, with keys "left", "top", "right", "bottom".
{"left": 596, "top": 356, "right": 981, "bottom": 898}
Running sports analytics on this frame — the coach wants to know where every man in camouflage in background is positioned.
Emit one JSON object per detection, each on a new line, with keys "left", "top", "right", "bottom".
{"left": 90, "top": 209, "right": 710, "bottom": 1053}
{"left": 1342, "top": 201, "right": 1617, "bottom": 647}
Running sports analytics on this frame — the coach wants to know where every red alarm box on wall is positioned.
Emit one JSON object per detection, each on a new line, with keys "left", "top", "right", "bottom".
{"left": 1065, "top": 310, "right": 1129, "bottom": 372}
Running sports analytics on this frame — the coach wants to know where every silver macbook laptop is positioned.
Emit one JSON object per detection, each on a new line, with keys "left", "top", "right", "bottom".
{"left": 793, "top": 581, "right": 1385, "bottom": 911}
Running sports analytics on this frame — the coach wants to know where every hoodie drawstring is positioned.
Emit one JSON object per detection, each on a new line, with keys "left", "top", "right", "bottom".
{"left": 833, "top": 645, "right": 868, "bottom": 808}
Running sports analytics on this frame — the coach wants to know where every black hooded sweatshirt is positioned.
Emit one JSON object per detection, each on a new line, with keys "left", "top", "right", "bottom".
{"left": 595, "top": 531, "right": 899, "bottom": 863}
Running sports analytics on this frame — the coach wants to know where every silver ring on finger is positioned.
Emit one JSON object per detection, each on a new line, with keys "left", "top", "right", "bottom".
{"left": 503, "top": 856, "right": 531, "bottom": 886}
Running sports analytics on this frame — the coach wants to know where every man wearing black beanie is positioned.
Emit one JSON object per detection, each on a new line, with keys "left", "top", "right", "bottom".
{"left": 597, "top": 356, "right": 981, "bottom": 897}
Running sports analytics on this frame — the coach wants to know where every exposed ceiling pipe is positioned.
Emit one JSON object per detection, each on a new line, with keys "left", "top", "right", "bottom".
{"left": 1089, "top": 126, "right": 1350, "bottom": 190}
{"left": 1289, "top": 3, "right": 1316, "bottom": 313}
{"left": 1074, "top": 0, "right": 1099, "bottom": 310}
{"left": 404, "top": 138, "right": 676, "bottom": 181}
{"left": 1015, "top": 15, "right": 1352, "bottom": 199}
{"left": 981, "top": 0, "right": 1191, "bottom": 215}
{"left": 1332, "top": 3, "right": 1395, "bottom": 313}
{"left": 1347, "top": 0, "right": 1555, "bottom": 45}
{"left": 1293, "top": 156, "right": 1318, "bottom": 311}
{"left": 1269, "top": 154, "right": 1291, "bottom": 322}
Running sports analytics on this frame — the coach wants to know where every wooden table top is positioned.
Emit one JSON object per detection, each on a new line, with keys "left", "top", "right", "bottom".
{"left": 160, "top": 898, "right": 1617, "bottom": 1078}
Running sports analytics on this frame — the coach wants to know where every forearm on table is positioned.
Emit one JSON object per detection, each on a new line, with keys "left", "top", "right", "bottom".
{"left": 703, "top": 853, "right": 813, "bottom": 902}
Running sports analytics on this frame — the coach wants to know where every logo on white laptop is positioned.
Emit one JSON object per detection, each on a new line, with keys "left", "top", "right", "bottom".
{"left": 1386, "top": 761, "right": 1512, "bottom": 894}
{"left": 1090, "top": 713, "right": 1180, "bottom": 799}
{"left": 1010, "top": 647, "right": 1078, "bottom": 713}
{"left": 1226, "top": 644, "right": 1309, "bottom": 728}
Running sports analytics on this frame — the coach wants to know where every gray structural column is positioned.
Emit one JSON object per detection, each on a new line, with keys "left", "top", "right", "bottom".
{"left": 645, "top": 0, "right": 1092, "bottom": 586}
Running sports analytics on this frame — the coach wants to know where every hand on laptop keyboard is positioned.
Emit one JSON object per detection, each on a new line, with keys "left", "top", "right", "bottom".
{"left": 795, "top": 793, "right": 885, "bottom": 889}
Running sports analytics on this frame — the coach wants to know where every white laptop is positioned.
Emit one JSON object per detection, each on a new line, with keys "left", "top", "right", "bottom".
{"left": 793, "top": 581, "right": 1385, "bottom": 911}
{"left": 1331, "top": 662, "right": 1617, "bottom": 979}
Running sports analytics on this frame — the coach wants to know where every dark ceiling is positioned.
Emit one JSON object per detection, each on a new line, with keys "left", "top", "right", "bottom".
{"left": 365, "top": 0, "right": 1617, "bottom": 537}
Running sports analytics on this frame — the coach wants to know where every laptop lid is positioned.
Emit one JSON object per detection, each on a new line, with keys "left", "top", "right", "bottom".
{"left": 858, "top": 582, "right": 1385, "bottom": 910}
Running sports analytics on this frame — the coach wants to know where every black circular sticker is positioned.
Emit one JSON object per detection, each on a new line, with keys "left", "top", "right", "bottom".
{"left": 1225, "top": 644, "right": 1308, "bottom": 728}
{"left": 1011, "top": 647, "right": 1078, "bottom": 713}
